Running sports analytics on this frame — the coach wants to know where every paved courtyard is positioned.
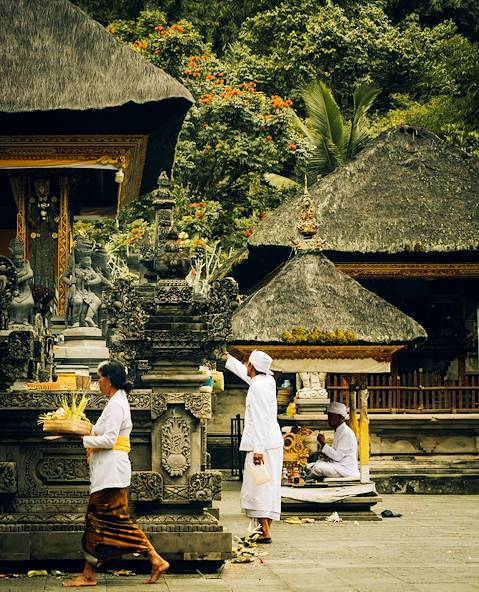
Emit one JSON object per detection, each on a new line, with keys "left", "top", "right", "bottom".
{"left": 0, "top": 481, "right": 478, "bottom": 591}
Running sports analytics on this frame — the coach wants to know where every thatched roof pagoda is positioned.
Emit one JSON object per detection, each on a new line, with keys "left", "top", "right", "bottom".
{"left": 250, "top": 126, "right": 479, "bottom": 254}
{"left": 0, "top": 0, "right": 194, "bottom": 204}
{"left": 231, "top": 196, "right": 427, "bottom": 373}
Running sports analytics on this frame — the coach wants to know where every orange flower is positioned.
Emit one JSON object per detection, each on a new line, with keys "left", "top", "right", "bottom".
{"left": 288, "top": 143, "right": 298, "bottom": 151}
{"left": 266, "top": 135, "right": 273, "bottom": 141}
{"left": 154, "top": 25, "right": 164, "bottom": 31}
{"left": 271, "top": 95, "right": 293, "bottom": 109}
{"left": 133, "top": 40, "right": 148, "bottom": 50}
{"left": 171, "top": 24, "right": 185, "bottom": 32}
{"left": 107, "top": 25, "right": 117, "bottom": 34}
{"left": 215, "top": 79, "right": 225, "bottom": 85}
{"left": 206, "top": 74, "right": 216, "bottom": 81}
{"left": 244, "top": 228, "right": 255, "bottom": 237}
{"left": 200, "top": 94, "right": 214, "bottom": 105}
{"left": 203, "top": 122, "right": 209, "bottom": 129}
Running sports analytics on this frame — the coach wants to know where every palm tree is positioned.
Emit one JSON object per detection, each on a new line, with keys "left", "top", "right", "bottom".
{"left": 265, "top": 79, "right": 381, "bottom": 189}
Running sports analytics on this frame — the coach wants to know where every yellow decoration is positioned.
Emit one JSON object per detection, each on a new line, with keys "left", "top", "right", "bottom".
{"left": 359, "top": 388, "right": 370, "bottom": 483}
{"left": 282, "top": 326, "right": 358, "bottom": 344}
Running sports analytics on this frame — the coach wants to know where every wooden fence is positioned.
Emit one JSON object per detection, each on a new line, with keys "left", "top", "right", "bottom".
{"left": 326, "top": 372, "right": 479, "bottom": 413}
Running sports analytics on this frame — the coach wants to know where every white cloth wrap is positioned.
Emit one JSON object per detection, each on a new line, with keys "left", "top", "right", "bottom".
{"left": 241, "top": 447, "right": 283, "bottom": 521}
{"left": 82, "top": 390, "right": 133, "bottom": 494}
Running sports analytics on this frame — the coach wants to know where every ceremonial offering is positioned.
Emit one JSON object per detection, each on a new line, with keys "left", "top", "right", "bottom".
{"left": 38, "top": 393, "right": 92, "bottom": 436}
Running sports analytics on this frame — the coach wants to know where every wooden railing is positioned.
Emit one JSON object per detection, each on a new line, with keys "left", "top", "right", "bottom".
{"left": 326, "top": 372, "right": 479, "bottom": 413}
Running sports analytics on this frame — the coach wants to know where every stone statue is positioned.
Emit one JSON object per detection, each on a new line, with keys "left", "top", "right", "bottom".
{"left": 297, "top": 372, "right": 329, "bottom": 398}
{"left": 8, "top": 237, "right": 34, "bottom": 326}
{"left": 92, "top": 245, "right": 113, "bottom": 293}
{"left": 62, "top": 244, "right": 102, "bottom": 328}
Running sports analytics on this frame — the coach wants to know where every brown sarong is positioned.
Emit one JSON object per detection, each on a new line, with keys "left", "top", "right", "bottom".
{"left": 82, "top": 487, "right": 153, "bottom": 565}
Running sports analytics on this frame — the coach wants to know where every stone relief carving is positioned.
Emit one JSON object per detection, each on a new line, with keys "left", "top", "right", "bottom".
{"left": 161, "top": 413, "right": 191, "bottom": 477}
{"left": 163, "top": 485, "right": 190, "bottom": 502}
{"left": 184, "top": 393, "right": 212, "bottom": 419}
{"left": 0, "top": 462, "right": 17, "bottom": 494}
{"left": 189, "top": 471, "right": 222, "bottom": 501}
{"left": 0, "top": 255, "right": 17, "bottom": 329}
{"left": 151, "top": 394, "right": 167, "bottom": 418}
{"left": 37, "top": 458, "right": 89, "bottom": 482}
{"left": 130, "top": 471, "right": 163, "bottom": 502}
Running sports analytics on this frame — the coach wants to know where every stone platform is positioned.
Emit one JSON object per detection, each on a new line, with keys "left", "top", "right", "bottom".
{"left": 52, "top": 326, "right": 109, "bottom": 376}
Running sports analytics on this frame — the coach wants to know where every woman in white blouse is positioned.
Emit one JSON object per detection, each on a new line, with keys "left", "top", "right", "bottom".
{"left": 63, "top": 360, "right": 169, "bottom": 587}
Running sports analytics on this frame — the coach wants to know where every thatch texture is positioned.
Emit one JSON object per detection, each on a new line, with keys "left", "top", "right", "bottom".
{"left": 250, "top": 126, "right": 479, "bottom": 253}
{"left": 232, "top": 252, "right": 427, "bottom": 344}
{"left": 0, "top": 0, "right": 193, "bottom": 112}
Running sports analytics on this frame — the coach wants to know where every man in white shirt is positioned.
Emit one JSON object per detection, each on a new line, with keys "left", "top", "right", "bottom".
{"left": 307, "top": 402, "right": 360, "bottom": 479}
{"left": 225, "top": 350, "right": 284, "bottom": 543}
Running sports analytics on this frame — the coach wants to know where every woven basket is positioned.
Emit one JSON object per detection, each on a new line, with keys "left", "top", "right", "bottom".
{"left": 43, "top": 419, "right": 92, "bottom": 435}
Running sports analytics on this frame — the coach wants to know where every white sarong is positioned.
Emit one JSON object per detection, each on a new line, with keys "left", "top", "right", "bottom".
{"left": 241, "top": 446, "right": 283, "bottom": 521}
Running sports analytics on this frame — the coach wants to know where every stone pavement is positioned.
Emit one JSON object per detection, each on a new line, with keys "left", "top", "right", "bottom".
{"left": 0, "top": 480, "right": 478, "bottom": 591}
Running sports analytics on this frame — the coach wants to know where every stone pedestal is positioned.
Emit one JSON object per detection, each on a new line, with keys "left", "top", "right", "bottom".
{"left": 53, "top": 326, "right": 110, "bottom": 377}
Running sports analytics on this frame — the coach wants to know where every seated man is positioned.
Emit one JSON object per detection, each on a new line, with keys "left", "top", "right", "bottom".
{"left": 306, "top": 402, "right": 360, "bottom": 479}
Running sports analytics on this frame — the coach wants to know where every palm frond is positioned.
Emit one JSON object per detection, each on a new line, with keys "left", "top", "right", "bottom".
{"left": 290, "top": 111, "right": 315, "bottom": 142}
{"left": 302, "top": 80, "right": 345, "bottom": 155}
{"left": 308, "top": 138, "right": 343, "bottom": 178}
{"left": 264, "top": 173, "right": 301, "bottom": 190}
{"left": 345, "top": 82, "right": 381, "bottom": 160}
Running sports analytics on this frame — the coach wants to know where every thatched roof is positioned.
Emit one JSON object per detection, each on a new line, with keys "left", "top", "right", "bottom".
{"left": 0, "top": 0, "right": 193, "bottom": 113}
{"left": 231, "top": 252, "right": 427, "bottom": 344}
{"left": 250, "top": 126, "right": 479, "bottom": 253}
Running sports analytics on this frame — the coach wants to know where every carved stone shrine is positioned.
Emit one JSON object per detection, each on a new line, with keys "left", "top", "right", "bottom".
{"left": 0, "top": 175, "right": 238, "bottom": 566}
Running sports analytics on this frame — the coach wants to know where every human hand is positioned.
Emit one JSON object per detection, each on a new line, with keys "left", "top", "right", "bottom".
{"left": 221, "top": 350, "right": 230, "bottom": 362}
{"left": 317, "top": 433, "right": 326, "bottom": 446}
{"left": 253, "top": 452, "right": 264, "bottom": 465}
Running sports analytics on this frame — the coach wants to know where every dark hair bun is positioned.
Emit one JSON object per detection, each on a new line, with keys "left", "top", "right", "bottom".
{"left": 122, "top": 380, "right": 134, "bottom": 394}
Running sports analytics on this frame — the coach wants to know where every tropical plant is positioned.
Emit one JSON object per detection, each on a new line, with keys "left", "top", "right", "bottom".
{"left": 266, "top": 79, "right": 380, "bottom": 188}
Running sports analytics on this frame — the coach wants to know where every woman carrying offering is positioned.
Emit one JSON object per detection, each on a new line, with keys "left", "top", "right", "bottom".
{"left": 63, "top": 360, "right": 169, "bottom": 587}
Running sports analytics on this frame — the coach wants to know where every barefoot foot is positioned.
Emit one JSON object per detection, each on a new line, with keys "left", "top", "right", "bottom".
{"left": 144, "top": 560, "right": 169, "bottom": 584}
{"left": 63, "top": 575, "right": 97, "bottom": 587}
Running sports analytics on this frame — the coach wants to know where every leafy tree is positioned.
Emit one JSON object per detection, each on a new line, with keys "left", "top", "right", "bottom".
{"left": 107, "top": 11, "right": 300, "bottom": 247}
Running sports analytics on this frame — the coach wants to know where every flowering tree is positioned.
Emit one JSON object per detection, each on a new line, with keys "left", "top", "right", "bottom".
{"left": 107, "top": 11, "right": 301, "bottom": 249}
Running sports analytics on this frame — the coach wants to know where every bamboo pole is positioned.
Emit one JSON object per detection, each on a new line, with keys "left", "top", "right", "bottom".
{"left": 359, "top": 387, "right": 370, "bottom": 483}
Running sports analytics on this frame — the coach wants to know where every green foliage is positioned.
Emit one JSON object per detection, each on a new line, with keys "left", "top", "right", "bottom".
{"left": 72, "top": 1, "right": 479, "bottom": 253}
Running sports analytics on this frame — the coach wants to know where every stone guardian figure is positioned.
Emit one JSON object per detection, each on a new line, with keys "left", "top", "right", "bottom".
{"left": 8, "top": 237, "right": 34, "bottom": 326}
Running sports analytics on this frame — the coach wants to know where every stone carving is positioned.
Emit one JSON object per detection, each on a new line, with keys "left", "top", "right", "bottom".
{"left": 8, "top": 237, "right": 34, "bottom": 326}
{"left": 0, "top": 255, "right": 17, "bottom": 329}
{"left": 161, "top": 413, "right": 191, "bottom": 477}
{"left": 127, "top": 390, "right": 152, "bottom": 410}
{"left": 102, "top": 276, "right": 147, "bottom": 364}
{"left": 92, "top": 245, "right": 113, "bottom": 293}
{"left": 0, "top": 391, "right": 104, "bottom": 410}
{"left": 0, "top": 329, "right": 35, "bottom": 388}
{"left": 163, "top": 485, "right": 190, "bottom": 502}
{"left": 37, "top": 458, "right": 89, "bottom": 483}
{"left": 184, "top": 393, "right": 212, "bottom": 419}
{"left": 61, "top": 238, "right": 102, "bottom": 327}
{"left": 130, "top": 471, "right": 163, "bottom": 501}
{"left": 419, "top": 436, "right": 440, "bottom": 454}
{"left": 151, "top": 393, "right": 167, "bottom": 418}
{"left": 154, "top": 280, "right": 192, "bottom": 305}
{"left": 189, "top": 471, "right": 222, "bottom": 501}
{"left": 0, "top": 462, "right": 17, "bottom": 494}
{"left": 152, "top": 174, "right": 191, "bottom": 280}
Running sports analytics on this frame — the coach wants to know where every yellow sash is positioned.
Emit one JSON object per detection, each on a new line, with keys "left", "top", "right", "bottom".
{"left": 86, "top": 435, "right": 131, "bottom": 463}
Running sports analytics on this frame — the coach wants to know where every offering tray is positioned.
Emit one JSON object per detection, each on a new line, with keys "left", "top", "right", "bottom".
{"left": 42, "top": 419, "right": 91, "bottom": 435}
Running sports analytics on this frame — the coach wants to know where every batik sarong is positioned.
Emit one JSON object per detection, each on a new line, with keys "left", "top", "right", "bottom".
{"left": 82, "top": 487, "right": 153, "bottom": 565}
